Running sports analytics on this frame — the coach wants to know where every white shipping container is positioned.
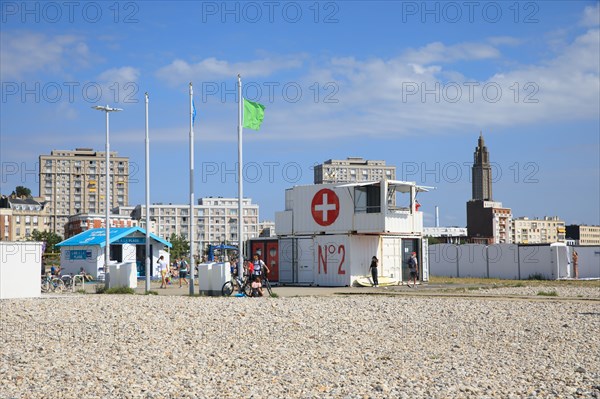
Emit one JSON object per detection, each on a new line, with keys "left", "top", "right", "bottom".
{"left": 312, "top": 235, "right": 380, "bottom": 286}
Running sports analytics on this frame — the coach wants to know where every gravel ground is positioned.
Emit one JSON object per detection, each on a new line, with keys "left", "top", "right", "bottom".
{"left": 468, "top": 287, "right": 600, "bottom": 298}
{"left": 1, "top": 293, "right": 599, "bottom": 399}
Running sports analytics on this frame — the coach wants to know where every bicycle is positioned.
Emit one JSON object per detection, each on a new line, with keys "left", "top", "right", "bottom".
{"left": 222, "top": 273, "right": 252, "bottom": 297}
{"left": 41, "top": 275, "right": 66, "bottom": 293}
{"left": 261, "top": 271, "right": 273, "bottom": 297}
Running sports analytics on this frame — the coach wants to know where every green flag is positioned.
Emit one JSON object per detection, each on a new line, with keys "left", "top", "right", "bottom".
{"left": 243, "top": 98, "right": 266, "bottom": 130}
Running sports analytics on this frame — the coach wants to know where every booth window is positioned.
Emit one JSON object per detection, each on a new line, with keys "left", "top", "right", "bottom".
{"left": 354, "top": 186, "right": 381, "bottom": 213}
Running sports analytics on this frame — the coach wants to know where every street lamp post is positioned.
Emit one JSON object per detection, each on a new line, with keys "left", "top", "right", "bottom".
{"left": 92, "top": 105, "right": 123, "bottom": 284}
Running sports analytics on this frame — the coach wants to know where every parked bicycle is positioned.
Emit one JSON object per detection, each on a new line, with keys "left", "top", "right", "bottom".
{"left": 41, "top": 274, "right": 65, "bottom": 293}
{"left": 222, "top": 273, "right": 252, "bottom": 297}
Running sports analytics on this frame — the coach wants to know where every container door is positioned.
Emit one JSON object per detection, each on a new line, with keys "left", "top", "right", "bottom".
{"left": 251, "top": 241, "right": 266, "bottom": 261}
{"left": 278, "top": 238, "right": 294, "bottom": 283}
{"left": 421, "top": 238, "right": 429, "bottom": 282}
{"left": 266, "top": 241, "right": 279, "bottom": 281}
{"left": 297, "top": 238, "right": 314, "bottom": 284}
{"left": 382, "top": 237, "right": 402, "bottom": 281}
{"left": 402, "top": 239, "right": 419, "bottom": 281}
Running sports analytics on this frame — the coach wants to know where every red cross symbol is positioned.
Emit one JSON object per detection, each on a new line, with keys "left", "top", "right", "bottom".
{"left": 311, "top": 188, "right": 340, "bottom": 226}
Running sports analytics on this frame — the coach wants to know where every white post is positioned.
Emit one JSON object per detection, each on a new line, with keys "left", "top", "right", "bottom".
{"left": 145, "top": 93, "right": 151, "bottom": 292}
{"left": 105, "top": 108, "right": 110, "bottom": 281}
{"left": 92, "top": 105, "right": 122, "bottom": 283}
{"left": 237, "top": 74, "right": 244, "bottom": 276}
{"left": 189, "top": 82, "right": 195, "bottom": 295}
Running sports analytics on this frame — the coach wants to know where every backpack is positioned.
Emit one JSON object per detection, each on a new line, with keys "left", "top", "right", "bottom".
{"left": 408, "top": 257, "right": 416, "bottom": 268}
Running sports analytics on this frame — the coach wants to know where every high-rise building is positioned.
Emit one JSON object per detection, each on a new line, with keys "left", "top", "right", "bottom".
{"left": 466, "top": 134, "right": 512, "bottom": 243}
{"left": 39, "top": 148, "right": 129, "bottom": 234}
{"left": 314, "top": 157, "right": 395, "bottom": 184}
{"left": 118, "top": 197, "right": 259, "bottom": 255}
{"left": 472, "top": 132, "right": 493, "bottom": 201}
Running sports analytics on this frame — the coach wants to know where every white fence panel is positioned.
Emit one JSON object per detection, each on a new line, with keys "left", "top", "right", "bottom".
{"left": 487, "top": 244, "right": 519, "bottom": 279}
{"left": 429, "top": 244, "right": 458, "bottom": 277}
{"left": 457, "top": 244, "right": 487, "bottom": 278}
{"left": 519, "top": 246, "right": 556, "bottom": 280}
{"left": 574, "top": 246, "right": 600, "bottom": 278}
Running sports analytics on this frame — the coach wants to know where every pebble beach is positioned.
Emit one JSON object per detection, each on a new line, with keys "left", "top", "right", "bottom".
{"left": 1, "top": 290, "right": 599, "bottom": 399}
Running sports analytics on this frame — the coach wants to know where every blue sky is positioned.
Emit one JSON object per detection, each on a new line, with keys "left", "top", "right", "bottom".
{"left": 1, "top": 1, "right": 599, "bottom": 227}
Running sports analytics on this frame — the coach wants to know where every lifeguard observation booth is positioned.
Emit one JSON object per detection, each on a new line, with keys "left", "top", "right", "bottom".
{"left": 275, "top": 179, "right": 432, "bottom": 286}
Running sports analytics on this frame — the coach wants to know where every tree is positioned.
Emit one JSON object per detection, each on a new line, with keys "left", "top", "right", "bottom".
{"left": 168, "top": 233, "right": 190, "bottom": 260}
{"left": 11, "top": 186, "right": 32, "bottom": 198}
{"left": 30, "top": 230, "right": 63, "bottom": 253}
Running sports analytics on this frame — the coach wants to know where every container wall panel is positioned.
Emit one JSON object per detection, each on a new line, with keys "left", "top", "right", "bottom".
{"left": 487, "top": 244, "right": 519, "bottom": 279}
{"left": 456, "top": 244, "right": 488, "bottom": 278}
{"left": 519, "top": 246, "right": 555, "bottom": 279}
{"left": 312, "top": 235, "right": 351, "bottom": 286}
{"left": 428, "top": 244, "right": 459, "bottom": 277}
{"left": 573, "top": 246, "right": 600, "bottom": 278}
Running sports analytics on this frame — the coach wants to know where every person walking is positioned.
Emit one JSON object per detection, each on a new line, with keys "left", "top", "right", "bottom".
{"left": 179, "top": 257, "right": 189, "bottom": 288}
{"left": 157, "top": 255, "right": 168, "bottom": 289}
{"left": 369, "top": 256, "right": 379, "bottom": 287}
{"left": 408, "top": 252, "right": 419, "bottom": 288}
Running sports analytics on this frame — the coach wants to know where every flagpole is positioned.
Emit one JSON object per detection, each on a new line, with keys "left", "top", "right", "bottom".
{"left": 189, "top": 83, "right": 196, "bottom": 295}
{"left": 237, "top": 74, "right": 244, "bottom": 275}
{"left": 145, "top": 92, "right": 151, "bottom": 292}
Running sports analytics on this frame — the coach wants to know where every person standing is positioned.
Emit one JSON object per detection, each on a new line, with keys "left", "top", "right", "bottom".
{"left": 408, "top": 252, "right": 418, "bottom": 288}
{"left": 157, "top": 255, "right": 168, "bottom": 289}
{"left": 369, "top": 256, "right": 379, "bottom": 287}
{"left": 251, "top": 254, "right": 270, "bottom": 281}
{"left": 572, "top": 250, "right": 579, "bottom": 279}
{"left": 179, "top": 257, "right": 189, "bottom": 288}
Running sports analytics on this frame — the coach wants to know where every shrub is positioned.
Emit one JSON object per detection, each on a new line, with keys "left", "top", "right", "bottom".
{"left": 537, "top": 290, "right": 558, "bottom": 297}
{"left": 527, "top": 273, "right": 547, "bottom": 281}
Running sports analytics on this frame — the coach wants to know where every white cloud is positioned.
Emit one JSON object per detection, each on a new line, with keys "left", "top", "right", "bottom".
{"left": 402, "top": 41, "right": 500, "bottom": 64}
{"left": 95, "top": 66, "right": 140, "bottom": 104}
{"left": 0, "top": 31, "right": 91, "bottom": 79}
{"left": 581, "top": 3, "right": 600, "bottom": 27}
{"left": 156, "top": 55, "right": 306, "bottom": 85}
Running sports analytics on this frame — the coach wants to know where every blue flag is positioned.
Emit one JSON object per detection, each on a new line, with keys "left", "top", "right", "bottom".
{"left": 192, "top": 100, "right": 197, "bottom": 125}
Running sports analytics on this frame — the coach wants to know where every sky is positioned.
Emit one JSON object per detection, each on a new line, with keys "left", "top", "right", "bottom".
{"left": 1, "top": 0, "right": 599, "bottom": 227}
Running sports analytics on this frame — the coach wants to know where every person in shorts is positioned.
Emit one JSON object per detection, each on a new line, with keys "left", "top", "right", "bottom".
{"left": 179, "top": 258, "right": 189, "bottom": 288}
{"left": 157, "top": 255, "right": 168, "bottom": 288}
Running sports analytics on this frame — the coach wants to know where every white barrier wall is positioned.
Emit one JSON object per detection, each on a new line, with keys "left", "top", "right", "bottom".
{"left": 429, "top": 244, "right": 459, "bottom": 277}
{"left": 487, "top": 244, "right": 519, "bottom": 279}
{"left": 457, "top": 244, "right": 488, "bottom": 278}
{"left": 428, "top": 243, "right": 591, "bottom": 280}
{"left": 0, "top": 242, "right": 43, "bottom": 299}
{"left": 519, "top": 246, "right": 557, "bottom": 280}
{"left": 573, "top": 246, "right": 600, "bottom": 278}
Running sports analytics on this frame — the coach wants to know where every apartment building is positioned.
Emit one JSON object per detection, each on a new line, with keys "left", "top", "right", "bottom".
{"left": 512, "top": 216, "right": 566, "bottom": 244}
{"left": 39, "top": 148, "right": 129, "bottom": 234}
{"left": 0, "top": 196, "right": 51, "bottom": 241}
{"left": 118, "top": 197, "right": 259, "bottom": 254}
{"left": 566, "top": 225, "right": 600, "bottom": 245}
{"left": 313, "top": 157, "right": 396, "bottom": 184}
